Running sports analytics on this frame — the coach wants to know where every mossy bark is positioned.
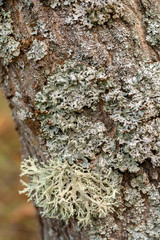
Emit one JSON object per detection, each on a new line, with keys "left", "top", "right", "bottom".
{"left": 0, "top": 0, "right": 160, "bottom": 240}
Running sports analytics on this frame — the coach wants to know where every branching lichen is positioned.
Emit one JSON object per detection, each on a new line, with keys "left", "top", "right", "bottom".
{"left": 0, "top": 9, "right": 20, "bottom": 65}
{"left": 20, "top": 157, "right": 118, "bottom": 227}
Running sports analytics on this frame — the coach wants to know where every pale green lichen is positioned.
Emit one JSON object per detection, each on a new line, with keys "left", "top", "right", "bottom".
{"left": 35, "top": 61, "right": 112, "bottom": 166}
{"left": 0, "top": 9, "right": 20, "bottom": 65}
{"left": 20, "top": 157, "right": 118, "bottom": 227}
{"left": 27, "top": 39, "right": 47, "bottom": 61}
{"left": 35, "top": 61, "right": 160, "bottom": 172}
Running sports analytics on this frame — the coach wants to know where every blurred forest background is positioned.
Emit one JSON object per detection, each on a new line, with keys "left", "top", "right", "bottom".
{"left": 0, "top": 90, "right": 39, "bottom": 240}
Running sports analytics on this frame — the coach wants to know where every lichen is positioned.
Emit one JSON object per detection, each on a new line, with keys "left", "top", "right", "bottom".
{"left": 45, "top": 0, "right": 124, "bottom": 28}
{"left": 0, "top": 0, "right": 4, "bottom": 7}
{"left": 0, "top": 9, "right": 20, "bottom": 65}
{"left": 31, "top": 20, "right": 49, "bottom": 37}
{"left": 27, "top": 39, "right": 47, "bottom": 61}
{"left": 35, "top": 61, "right": 112, "bottom": 166}
{"left": 20, "top": 157, "right": 118, "bottom": 227}
{"left": 120, "top": 173, "right": 160, "bottom": 239}
{"left": 103, "top": 62, "right": 160, "bottom": 171}
{"left": 142, "top": 1, "right": 160, "bottom": 54}
{"left": 34, "top": 61, "right": 160, "bottom": 172}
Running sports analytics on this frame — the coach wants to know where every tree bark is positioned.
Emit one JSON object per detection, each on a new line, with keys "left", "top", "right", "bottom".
{"left": 0, "top": 0, "right": 160, "bottom": 239}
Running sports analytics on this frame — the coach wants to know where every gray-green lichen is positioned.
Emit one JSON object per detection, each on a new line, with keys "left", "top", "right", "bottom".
{"left": 35, "top": 61, "right": 112, "bottom": 166}
{"left": 48, "top": 0, "right": 124, "bottom": 28}
{"left": 27, "top": 39, "right": 47, "bottom": 61}
{"left": 35, "top": 61, "right": 160, "bottom": 172}
{"left": 143, "top": 3, "right": 160, "bottom": 54}
{"left": 0, "top": 9, "right": 20, "bottom": 65}
{"left": 0, "top": 0, "right": 4, "bottom": 7}
{"left": 119, "top": 173, "right": 160, "bottom": 240}
{"left": 104, "top": 62, "right": 160, "bottom": 171}
{"left": 31, "top": 20, "right": 49, "bottom": 37}
{"left": 20, "top": 157, "right": 118, "bottom": 227}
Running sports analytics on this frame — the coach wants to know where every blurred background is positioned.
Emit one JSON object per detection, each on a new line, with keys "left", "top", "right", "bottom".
{"left": 0, "top": 90, "right": 39, "bottom": 240}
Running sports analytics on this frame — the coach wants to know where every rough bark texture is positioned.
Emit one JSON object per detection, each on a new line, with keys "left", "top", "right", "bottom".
{"left": 0, "top": 0, "right": 160, "bottom": 239}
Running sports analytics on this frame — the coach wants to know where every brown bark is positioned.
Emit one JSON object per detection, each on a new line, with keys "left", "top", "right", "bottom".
{"left": 0, "top": 0, "right": 160, "bottom": 239}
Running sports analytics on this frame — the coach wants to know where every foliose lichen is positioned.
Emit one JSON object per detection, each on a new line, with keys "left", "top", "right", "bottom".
{"left": 34, "top": 61, "right": 159, "bottom": 173}
{"left": 120, "top": 173, "right": 160, "bottom": 239}
{"left": 142, "top": 0, "right": 160, "bottom": 54}
{"left": 143, "top": 9, "right": 160, "bottom": 54}
{"left": 35, "top": 61, "right": 112, "bottom": 166}
{"left": 27, "top": 39, "right": 47, "bottom": 61}
{"left": 20, "top": 157, "right": 118, "bottom": 227}
{"left": 31, "top": 20, "right": 49, "bottom": 37}
{"left": 0, "top": 9, "right": 20, "bottom": 65}
{"left": 103, "top": 62, "right": 160, "bottom": 171}
{"left": 46, "top": 0, "right": 124, "bottom": 28}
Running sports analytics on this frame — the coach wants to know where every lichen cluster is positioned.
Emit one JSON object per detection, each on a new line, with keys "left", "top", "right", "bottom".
{"left": 20, "top": 157, "right": 118, "bottom": 227}
{"left": 0, "top": 9, "right": 20, "bottom": 65}
{"left": 35, "top": 61, "right": 111, "bottom": 166}
{"left": 35, "top": 61, "right": 160, "bottom": 173}
{"left": 120, "top": 174, "right": 160, "bottom": 239}
{"left": 143, "top": 5, "right": 160, "bottom": 54}
{"left": 46, "top": 0, "right": 124, "bottom": 28}
{"left": 20, "top": 60, "right": 159, "bottom": 231}
{"left": 103, "top": 62, "right": 160, "bottom": 171}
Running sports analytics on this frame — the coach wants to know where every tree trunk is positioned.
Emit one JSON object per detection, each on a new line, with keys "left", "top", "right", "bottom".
{"left": 0, "top": 0, "right": 160, "bottom": 239}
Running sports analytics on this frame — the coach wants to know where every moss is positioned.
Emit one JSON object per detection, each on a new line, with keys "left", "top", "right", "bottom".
{"left": 0, "top": 9, "right": 20, "bottom": 65}
{"left": 20, "top": 157, "right": 118, "bottom": 227}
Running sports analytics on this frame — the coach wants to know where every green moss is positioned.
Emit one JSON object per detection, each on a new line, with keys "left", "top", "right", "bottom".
{"left": 0, "top": 10, "right": 20, "bottom": 65}
{"left": 20, "top": 157, "right": 118, "bottom": 227}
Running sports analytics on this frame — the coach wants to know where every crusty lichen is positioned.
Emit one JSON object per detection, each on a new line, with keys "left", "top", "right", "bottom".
{"left": 0, "top": 9, "right": 20, "bottom": 65}
{"left": 20, "top": 157, "right": 118, "bottom": 227}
